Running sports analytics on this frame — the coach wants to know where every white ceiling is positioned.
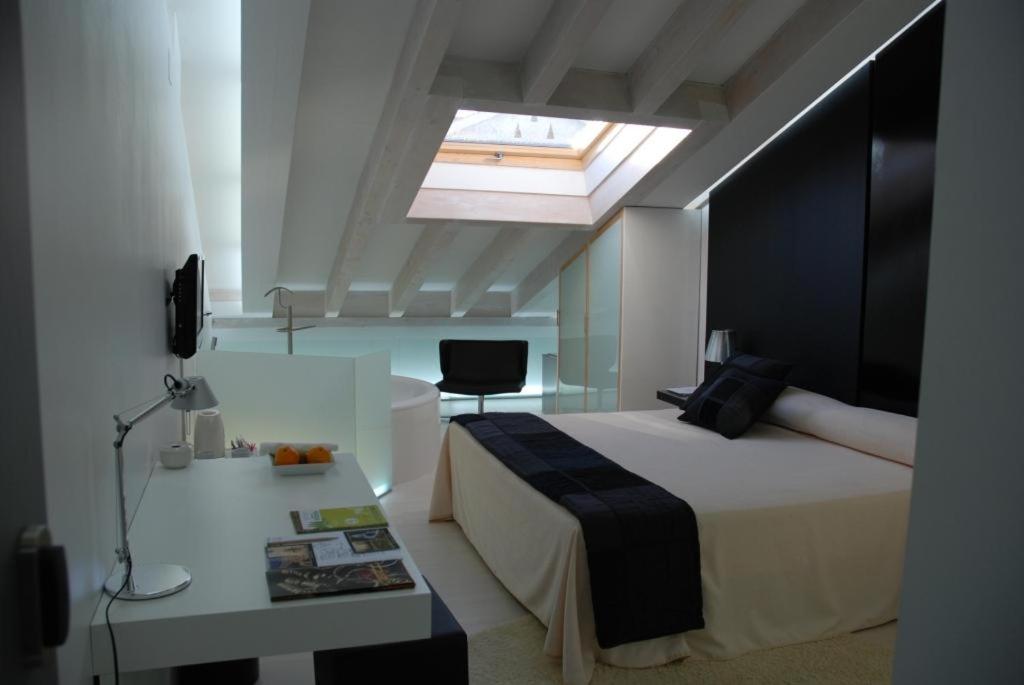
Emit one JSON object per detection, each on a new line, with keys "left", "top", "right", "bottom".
{"left": 447, "top": 0, "right": 552, "bottom": 63}
{"left": 687, "top": 0, "right": 808, "bottom": 83}
{"left": 176, "top": 0, "right": 931, "bottom": 320}
{"left": 275, "top": 1, "right": 417, "bottom": 290}
{"left": 490, "top": 230, "right": 568, "bottom": 290}
{"left": 239, "top": 0, "right": 309, "bottom": 311}
{"left": 640, "top": 0, "right": 935, "bottom": 209}
{"left": 422, "top": 225, "right": 500, "bottom": 290}
{"left": 350, "top": 223, "right": 424, "bottom": 290}
{"left": 574, "top": 0, "right": 682, "bottom": 73}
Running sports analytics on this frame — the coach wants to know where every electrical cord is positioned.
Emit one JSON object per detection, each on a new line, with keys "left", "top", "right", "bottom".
{"left": 103, "top": 376, "right": 179, "bottom": 683}
{"left": 105, "top": 554, "right": 132, "bottom": 685}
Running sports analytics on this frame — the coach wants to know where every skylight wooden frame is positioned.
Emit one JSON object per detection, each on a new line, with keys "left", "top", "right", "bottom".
{"left": 436, "top": 122, "right": 615, "bottom": 170}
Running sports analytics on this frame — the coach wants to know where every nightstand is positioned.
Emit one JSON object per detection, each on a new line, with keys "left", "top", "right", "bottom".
{"left": 656, "top": 386, "right": 696, "bottom": 409}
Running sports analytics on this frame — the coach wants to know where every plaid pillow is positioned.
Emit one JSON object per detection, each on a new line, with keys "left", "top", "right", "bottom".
{"left": 720, "top": 353, "right": 793, "bottom": 381}
{"left": 684, "top": 353, "right": 793, "bottom": 411}
{"left": 680, "top": 367, "right": 785, "bottom": 439}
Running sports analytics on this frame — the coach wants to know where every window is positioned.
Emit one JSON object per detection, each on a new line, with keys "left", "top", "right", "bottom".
{"left": 440, "top": 110, "right": 612, "bottom": 167}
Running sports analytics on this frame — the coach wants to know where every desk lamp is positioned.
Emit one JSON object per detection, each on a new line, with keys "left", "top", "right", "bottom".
{"left": 105, "top": 374, "right": 217, "bottom": 600}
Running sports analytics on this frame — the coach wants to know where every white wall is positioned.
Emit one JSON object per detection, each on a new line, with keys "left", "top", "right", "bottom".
{"left": 893, "top": 2, "right": 1024, "bottom": 683}
{"left": 19, "top": 2, "right": 203, "bottom": 682}
{"left": 619, "top": 207, "right": 703, "bottom": 409}
{"left": 171, "top": 0, "right": 242, "bottom": 295}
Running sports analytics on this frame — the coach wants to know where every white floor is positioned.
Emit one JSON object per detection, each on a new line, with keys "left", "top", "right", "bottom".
{"left": 258, "top": 447, "right": 898, "bottom": 684}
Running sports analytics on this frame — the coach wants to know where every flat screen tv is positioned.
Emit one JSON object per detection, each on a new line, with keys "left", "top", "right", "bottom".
{"left": 171, "top": 254, "right": 204, "bottom": 359}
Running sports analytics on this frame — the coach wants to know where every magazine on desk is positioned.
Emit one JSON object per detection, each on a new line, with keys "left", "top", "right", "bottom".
{"left": 289, "top": 505, "right": 388, "bottom": 534}
{"left": 265, "top": 526, "right": 413, "bottom": 601}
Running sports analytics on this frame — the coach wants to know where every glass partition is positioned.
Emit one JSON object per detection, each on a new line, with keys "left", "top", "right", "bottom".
{"left": 211, "top": 323, "right": 556, "bottom": 399}
{"left": 558, "top": 251, "right": 588, "bottom": 413}
{"left": 586, "top": 220, "right": 622, "bottom": 412}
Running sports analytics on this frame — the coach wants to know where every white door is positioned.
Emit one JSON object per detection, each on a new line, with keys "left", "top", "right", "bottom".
{"left": 1, "top": 3, "right": 63, "bottom": 680}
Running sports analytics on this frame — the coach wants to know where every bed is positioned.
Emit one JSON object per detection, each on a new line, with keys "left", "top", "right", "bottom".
{"left": 430, "top": 405, "right": 913, "bottom": 684}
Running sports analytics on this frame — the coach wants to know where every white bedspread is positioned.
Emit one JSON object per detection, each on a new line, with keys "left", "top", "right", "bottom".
{"left": 430, "top": 409, "right": 912, "bottom": 684}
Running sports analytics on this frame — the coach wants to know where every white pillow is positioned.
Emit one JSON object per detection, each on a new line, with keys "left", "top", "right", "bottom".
{"left": 762, "top": 387, "right": 917, "bottom": 466}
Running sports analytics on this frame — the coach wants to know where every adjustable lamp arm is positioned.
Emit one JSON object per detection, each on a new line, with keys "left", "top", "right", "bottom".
{"left": 113, "top": 375, "right": 188, "bottom": 449}
{"left": 110, "top": 376, "right": 193, "bottom": 570}
{"left": 105, "top": 373, "right": 215, "bottom": 599}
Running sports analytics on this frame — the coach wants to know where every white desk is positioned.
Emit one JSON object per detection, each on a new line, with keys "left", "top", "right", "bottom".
{"left": 89, "top": 456, "right": 431, "bottom": 676}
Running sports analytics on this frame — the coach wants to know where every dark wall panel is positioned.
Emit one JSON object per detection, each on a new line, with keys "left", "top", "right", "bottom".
{"left": 860, "top": 5, "right": 945, "bottom": 415}
{"left": 708, "top": 66, "right": 872, "bottom": 404}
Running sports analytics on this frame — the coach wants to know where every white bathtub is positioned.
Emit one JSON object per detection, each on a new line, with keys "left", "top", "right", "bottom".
{"left": 390, "top": 375, "right": 441, "bottom": 485}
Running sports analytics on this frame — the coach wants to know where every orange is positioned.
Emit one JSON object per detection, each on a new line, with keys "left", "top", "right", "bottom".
{"left": 274, "top": 445, "right": 300, "bottom": 466}
{"left": 306, "top": 445, "right": 331, "bottom": 464}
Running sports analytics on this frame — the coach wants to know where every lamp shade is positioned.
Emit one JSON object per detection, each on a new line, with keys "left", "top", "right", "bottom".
{"left": 171, "top": 376, "right": 219, "bottom": 411}
{"left": 705, "top": 329, "right": 737, "bottom": 364}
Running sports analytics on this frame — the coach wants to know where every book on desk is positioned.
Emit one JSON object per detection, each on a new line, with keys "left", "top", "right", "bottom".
{"left": 266, "top": 558, "right": 415, "bottom": 601}
{"left": 270, "top": 505, "right": 414, "bottom": 601}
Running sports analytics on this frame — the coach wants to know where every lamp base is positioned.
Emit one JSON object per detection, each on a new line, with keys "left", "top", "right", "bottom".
{"left": 104, "top": 563, "right": 192, "bottom": 600}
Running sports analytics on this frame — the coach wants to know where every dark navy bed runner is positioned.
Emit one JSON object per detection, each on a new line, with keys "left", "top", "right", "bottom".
{"left": 452, "top": 412, "right": 704, "bottom": 648}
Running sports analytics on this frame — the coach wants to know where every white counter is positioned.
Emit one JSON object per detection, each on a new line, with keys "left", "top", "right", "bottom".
{"left": 89, "top": 455, "right": 430, "bottom": 675}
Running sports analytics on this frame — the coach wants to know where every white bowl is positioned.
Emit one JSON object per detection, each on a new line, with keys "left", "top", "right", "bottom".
{"left": 159, "top": 442, "right": 193, "bottom": 469}
{"left": 265, "top": 452, "right": 340, "bottom": 476}
{"left": 260, "top": 442, "right": 341, "bottom": 476}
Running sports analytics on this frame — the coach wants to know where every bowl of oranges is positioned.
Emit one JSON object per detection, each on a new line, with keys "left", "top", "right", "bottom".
{"left": 260, "top": 442, "right": 339, "bottom": 476}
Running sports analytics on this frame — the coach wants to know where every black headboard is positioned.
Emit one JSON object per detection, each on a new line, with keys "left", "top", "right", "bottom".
{"left": 707, "top": 5, "right": 944, "bottom": 417}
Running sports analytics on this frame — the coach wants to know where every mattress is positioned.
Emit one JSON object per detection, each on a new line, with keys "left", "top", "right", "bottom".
{"left": 430, "top": 409, "right": 912, "bottom": 684}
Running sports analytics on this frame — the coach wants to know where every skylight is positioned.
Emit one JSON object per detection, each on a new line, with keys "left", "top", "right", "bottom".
{"left": 444, "top": 110, "right": 608, "bottom": 151}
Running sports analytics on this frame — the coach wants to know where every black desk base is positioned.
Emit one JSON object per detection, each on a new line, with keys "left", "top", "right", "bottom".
{"left": 313, "top": 578, "right": 468, "bottom": 685}
{"left": 173, "top": 658, "right": 259, "bottom": 685}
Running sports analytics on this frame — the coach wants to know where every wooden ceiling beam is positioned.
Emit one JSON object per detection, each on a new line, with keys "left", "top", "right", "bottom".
{"left": 724, "top": 0, "right": 865, "bottom": 114}
{"left": 325, "top": 0, "right": 463, "bottom": 313}
{"left": 451, "top": 227, "right": 537, "bottom": 317}
{"left": 377, "top": 94, "right": 461, "bottom": 225}
{"left": 432, "top": 56, "right": 728, "bottom": 129}
{"left": 510, "top": 231, "right": 590, "bottom": 315}
{"left": 521, "top": 0, "right": 614, "bottom": 104}
{"left": 628, "top": 0, "right": 753, "bottom": 115}
{"left": 389, "top": 223, "right": 461, "bottom": 317}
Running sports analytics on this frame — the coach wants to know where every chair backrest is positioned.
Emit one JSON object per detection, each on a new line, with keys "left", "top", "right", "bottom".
{"left": 438, "top": 340, "right": 528, "bottom": 385}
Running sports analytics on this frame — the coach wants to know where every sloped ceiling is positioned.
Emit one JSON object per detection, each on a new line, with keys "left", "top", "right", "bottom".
{"left": 275, "top": 1, "right": 417, "bottom": 291}
{"left": 200, "top": 0, "right": 935, "bottom": 321}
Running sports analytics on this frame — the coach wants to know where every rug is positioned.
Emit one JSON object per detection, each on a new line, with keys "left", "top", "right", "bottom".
{"left": 468, "top": 616, "right": 893, "bottom": 684}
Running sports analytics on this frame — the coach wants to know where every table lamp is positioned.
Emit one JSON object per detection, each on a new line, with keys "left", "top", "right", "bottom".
{"left": 705, "top": 329, "right": 737, "bottom": 365}
{"left": 105, "top": 374, "right": 218, "bottom": 600}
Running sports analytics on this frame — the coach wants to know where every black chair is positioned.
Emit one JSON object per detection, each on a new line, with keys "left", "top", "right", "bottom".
{"left": 436, "top": 339, "right": 528, "bottom": 413}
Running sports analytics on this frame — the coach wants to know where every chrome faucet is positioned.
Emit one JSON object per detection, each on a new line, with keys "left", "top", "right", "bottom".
{"left": 264, "top": 286, "right": 315, "bottom": 355}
